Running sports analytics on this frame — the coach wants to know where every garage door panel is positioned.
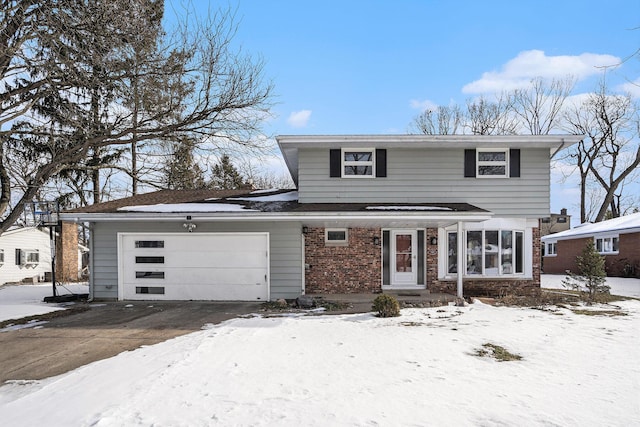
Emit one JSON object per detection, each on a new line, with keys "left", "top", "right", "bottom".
{"left": 119, "top": 233, "right": 269, "bottom": 301}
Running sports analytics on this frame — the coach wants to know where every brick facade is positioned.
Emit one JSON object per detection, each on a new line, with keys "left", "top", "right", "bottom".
{"left": 55, "top": 221, "right": 80, "bottom": 282}
{"left": 430, "top": 226, "right": 541, "bottom": 297}
{"left": 305, "top": 225, "right": 542, "bottom": 297}
{"left": 543, "top": 232, "right": 640, "bottom": 278}
{"left": 304, "top": 227, "right": 381, "bottom": 294}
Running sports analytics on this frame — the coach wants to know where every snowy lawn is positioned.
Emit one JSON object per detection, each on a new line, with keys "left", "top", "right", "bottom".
{"left": 0, "top": 283, "right": 89, "bottom": 322}
{"left": 1, "top": 298, "right": 638, "bottom": 426}
{"left": 542, "top": 274, "right": 640, "bottom": 298}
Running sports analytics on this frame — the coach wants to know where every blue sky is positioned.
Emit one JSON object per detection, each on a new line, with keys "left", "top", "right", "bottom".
{"left": 166, "top": 0, "right": 639, "bottom": 223}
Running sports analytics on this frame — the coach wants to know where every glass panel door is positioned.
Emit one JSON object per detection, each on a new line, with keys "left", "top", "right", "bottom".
{"left": 391, "top": 231, "right": 417, "bottom": 285}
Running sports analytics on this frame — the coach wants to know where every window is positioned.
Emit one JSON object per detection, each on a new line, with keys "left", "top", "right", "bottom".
{"left": 595, "top": 236, "right": 619, "bottom": 254}
{"left": 477, "top": 149, "right": 508, "bottom": 177}
{"left": 136, "top": 271, "right": 165, "bottom": 279}
{"left": 545, "top": 242, "right": 557, "bottom": 256}
{"left": 541, "top": 217, "right": 551, "bottom": 223}
{"left": 15, "top": 249, "right": 39, "bottom": 266}
{"left": 135, "top": 256, "right": 165, "bottom": 264}
{"left": 447, "top": 230, "right": 524, "bottom": 276}
{"left": 557, "top": 217, "right": 567, "bottom": 223}
{"left": 135, "top": 286, "right": 165, "bottom": 294}
{"left": 135, "top": 240, "right": 164, "bottom": 248}
{"left": 447, "top": 232, "right": 458, "bottom": 273}
{"left": 342, "top": 149, "right": 374, "bottom": 177}
{"left": 325, "top": 228, "right": 348, "bottom": 246}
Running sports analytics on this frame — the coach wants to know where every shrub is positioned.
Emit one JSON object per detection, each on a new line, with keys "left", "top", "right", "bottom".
{"left": 562, "top": 240, "right": 609, "bottom": 303}
{"left": 372, "top": 294, "right": 400, "bottom": 317}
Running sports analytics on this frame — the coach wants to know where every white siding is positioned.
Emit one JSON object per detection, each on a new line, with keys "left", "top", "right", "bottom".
{"left": 91, "top": 221, "right": 303, "bottom": 300}
{"left": 298, "top": 147, "right": 550, "bottom": 217}
{"left": 0, "top": 228, "right": 52, "bottom": 285}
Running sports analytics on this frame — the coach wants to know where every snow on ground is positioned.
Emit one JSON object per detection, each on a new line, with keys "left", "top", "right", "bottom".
{"left": 542, "top": 273, "right": 640, "bottom": 298}
{"left": 0, "top": 283, "right": 89, "bottom": 322}
{"left": 1, "top": 299, "right": 639, "bottom": 426}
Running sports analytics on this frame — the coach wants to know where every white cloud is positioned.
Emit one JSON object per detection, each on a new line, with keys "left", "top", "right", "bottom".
{"left": 409, "top": 98, "right": 438, "bottom": 111}
{"left": 286, "top": 109, "right": 312, "bottom": 128}
{"left": 463, "top": 50, "right": 620, "bottom": 94}
{"left": 619, "top": 77, "right": 640, "bottom": 99}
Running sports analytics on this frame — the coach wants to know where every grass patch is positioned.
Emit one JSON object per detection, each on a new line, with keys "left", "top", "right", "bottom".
{"left": 571, "top": 309, "right": 628, "bottom": 317}
{"left": 474, "top": 343, "right": 522, "bottom": 362}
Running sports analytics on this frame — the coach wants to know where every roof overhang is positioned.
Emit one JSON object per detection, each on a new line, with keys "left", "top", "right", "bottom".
{"left": 276, "top": 134, "right": 585, "bottom": 184}
{"left": 60, "top": 210, "right": 493, "bottom": 229}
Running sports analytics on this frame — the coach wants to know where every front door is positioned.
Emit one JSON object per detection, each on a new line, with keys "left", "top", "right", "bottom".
{"left": 391, "top": 230, "right": 417, "bottom": 285}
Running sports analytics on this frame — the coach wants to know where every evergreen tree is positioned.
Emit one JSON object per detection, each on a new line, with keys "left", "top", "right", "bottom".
{"left": 210, "top": 155, "right": 249, "bottom": 189}
{"left": 562, "top": 240, "right": 609, "bottom": 302}
{"left": 164, "top": 138, "right": 206, "bottom": 190}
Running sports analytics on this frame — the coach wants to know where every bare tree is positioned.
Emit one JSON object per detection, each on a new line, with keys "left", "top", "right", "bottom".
{"left": 410, "top": 105, "right": 462, "bottom": 135}
{"left": 563, "top": 80, "right": 640, "bottom": 222}
{"left": 0, "top": 1, "right": 273, "bottom": 231}
{"left": 513, "top": 76, "right": 575, "bottom": 135}
{"left": 465, "top": 94, "right": 518, "bottom": 135}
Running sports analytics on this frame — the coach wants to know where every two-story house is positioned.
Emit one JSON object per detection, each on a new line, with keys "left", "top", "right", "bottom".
{"left": 60, "top": 134, "right": 582, "bottom": 301}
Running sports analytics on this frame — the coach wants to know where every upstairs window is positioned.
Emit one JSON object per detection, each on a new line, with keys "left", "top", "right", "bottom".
{"left": 477, "top": 149, "right": 508, "bottom": 177}
{"left": 595, "top": 236, "right": 618, "bottom": 254}
{"left": 464, "top": 148, "right": 520, "bottom": 178}
{"left": 342, "top": 149, "right": 374, "bottom": 177}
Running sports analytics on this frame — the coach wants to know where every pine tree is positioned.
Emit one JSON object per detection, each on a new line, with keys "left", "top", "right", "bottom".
{"left": 210, "top": 155, "right": 249, "bottom": 189}
{"left": 562, "top": 240, "right": 609, "bottom": 302}
{"left": 164, "top": 138, "right": 206, "bottom": 190}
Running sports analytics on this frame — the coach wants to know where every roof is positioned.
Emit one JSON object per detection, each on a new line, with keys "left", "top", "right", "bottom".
{"left": 541, "top": 212, "right": 640, "bottom": 241}
{"left": 59, "top": 189, "right": 493, "bottom": 228}
{"left": 63, "top": 189, "right": 251, "bottom": 214}
{"left": 276, "top": 134, "right": 585, "bottom": 185}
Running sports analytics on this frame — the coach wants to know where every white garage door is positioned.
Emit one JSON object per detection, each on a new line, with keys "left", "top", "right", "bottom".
{"left": 118, "top": 233, "right": 269, "bottom": 301}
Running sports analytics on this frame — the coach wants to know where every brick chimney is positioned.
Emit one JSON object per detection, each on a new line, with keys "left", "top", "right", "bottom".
{"left": 56, "top": 221, "right": 79, "bottom": 282}
{"left": 560, "top": 208, "right": 567, "bottom": 216}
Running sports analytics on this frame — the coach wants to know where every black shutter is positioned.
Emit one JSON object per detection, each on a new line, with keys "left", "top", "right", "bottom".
{"left": 464, "top": 149, "right": 476, "bottom": 177}
{"left": 375, "top": 149, "right": 387, "bottom": 177}
{"left": 329, "top": 149, "right": 341, "bottom": 177}
{"left": 509, "top": 149, "right": 521, "bottom": 177}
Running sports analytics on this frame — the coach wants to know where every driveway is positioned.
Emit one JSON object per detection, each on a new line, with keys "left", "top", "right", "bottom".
{"left": 0, "top": 301, "right": 261, "bottom": 383}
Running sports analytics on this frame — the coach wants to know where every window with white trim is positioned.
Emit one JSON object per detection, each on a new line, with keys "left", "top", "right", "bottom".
{"left": 545, "top": 242, "right": 557, "bottom": 256}
{"left": 342, "top": 149, "right": 374, "bottom": 177}
{"left": 325, "top": 228, "right": 348, "bottom": 246}
{"left": 595, "top": 236, "right": 618, "bottom": 254}
{"left": 477, "top": 149, "right": 508, "bottom": 178}
{"left": 447, "top": 229, "right": 524, "bottom": 276}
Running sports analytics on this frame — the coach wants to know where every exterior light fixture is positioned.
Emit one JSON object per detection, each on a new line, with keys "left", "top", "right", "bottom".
{"left": 373, "top": 236, "right": 381, "bottom": 245}
{"left": 183, "top": 222, "right": 197, "bottom": 233}
{"left": 302, "top": 226, "right": 309, "bottom": 234}
{"left": 430, "top": 236, "right": 438, "bottom": 245}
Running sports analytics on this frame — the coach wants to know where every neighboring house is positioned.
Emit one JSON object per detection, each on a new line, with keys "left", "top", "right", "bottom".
{"left": 0, "top": 227, "right": 52, "bottom": 285}
{"left": 60, "top": 134, "right": 583, "bottom": 301}
{"left": 540, "top": 208, "right": 571, "bottom": 238}
{"left": 0, "top": 226, "right": 87, "bottom": 286}
{"left": 541, "top": 212, "right": 640, "bottom": 278}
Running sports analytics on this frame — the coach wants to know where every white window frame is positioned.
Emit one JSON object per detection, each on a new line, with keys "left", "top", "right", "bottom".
{"left": 545, "top": 242, "right": 557, "bottom": 256}
{"left": 20, "top": 249, "right": 40, "bottom": 266}
{"left": 477, "top": 148, "right": 509, "bottom": 178}
{"left": 325, "top": 228, "right": 348, "bottom": 246}
{"left": 595, "top": 235, "right": 619, "bottom": 254}
{"left": 341, "top": 148, "right": 375, "bottom": 178}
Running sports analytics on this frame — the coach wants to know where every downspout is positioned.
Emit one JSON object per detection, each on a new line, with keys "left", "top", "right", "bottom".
{"left": 550, "top": 138, "right": 566, "bottom": 160}
{"left": 88, "top": 222, "right": 95, "bottom": 302}
{"left": 457, "top": 221, "right": 464, "bottom": 298}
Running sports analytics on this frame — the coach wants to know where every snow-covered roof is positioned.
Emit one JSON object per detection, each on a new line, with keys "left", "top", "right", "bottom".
{"left": 542, "top": 212, "right": 640, "bottom": 241}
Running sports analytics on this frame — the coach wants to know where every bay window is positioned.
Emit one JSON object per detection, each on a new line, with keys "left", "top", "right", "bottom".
{"left": 446, "top": 229, "right": 524, "bottom": 276}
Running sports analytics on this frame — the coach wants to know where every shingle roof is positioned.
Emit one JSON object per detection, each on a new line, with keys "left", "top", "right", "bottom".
{"left": 541, "top": 212, "right": 640, "bottom": 240}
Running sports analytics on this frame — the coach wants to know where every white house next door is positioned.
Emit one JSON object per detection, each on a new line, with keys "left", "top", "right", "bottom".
{"left": 391, "top": 230, "right": 417, "bottom": 285}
